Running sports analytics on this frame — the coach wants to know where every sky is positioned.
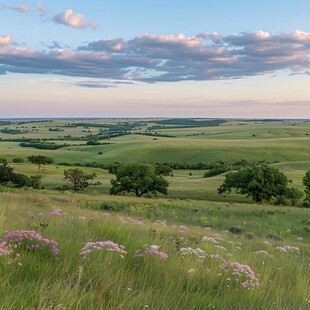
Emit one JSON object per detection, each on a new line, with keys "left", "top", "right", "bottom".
{"left": 0, "top": 0, "right": 310, "bottom": 118}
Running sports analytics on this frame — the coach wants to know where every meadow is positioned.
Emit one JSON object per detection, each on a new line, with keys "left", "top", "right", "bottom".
{"left": 1, "top": 118, "right": 310, "bottom": 202}
{"left": 0, "top": 190, "right": 309, "bottom": 309}
{"left": 0, "top": 118, "right": 309, "bottom": 309}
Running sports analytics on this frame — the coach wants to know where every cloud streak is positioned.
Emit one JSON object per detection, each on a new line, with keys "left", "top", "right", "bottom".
{"left": 1, "top": 3, "right": 30, "bottom": 13}
{"left": 1, "top": 31, "right": 310, "bottom": 84}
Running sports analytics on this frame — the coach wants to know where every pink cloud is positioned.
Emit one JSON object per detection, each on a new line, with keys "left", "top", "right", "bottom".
{"left": 1, "top": 3, "right": 30, "bottom": 13}
{"left": 0, "top": 34, "right": 12, "bottom": 47}
{"left": 53, "top": 9, "right": 97, "bottom": 30}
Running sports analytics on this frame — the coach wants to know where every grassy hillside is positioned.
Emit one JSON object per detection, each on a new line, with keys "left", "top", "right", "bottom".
{"left": 0, "top": 119, "right": 309, "bottom": 202}
{"left": 0, "top": 190, "right": 309, "bottom": 309}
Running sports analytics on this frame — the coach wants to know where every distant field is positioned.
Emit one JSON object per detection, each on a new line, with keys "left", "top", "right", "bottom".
{"left": 1, "top": 119, "right": 310, "bottom": 201}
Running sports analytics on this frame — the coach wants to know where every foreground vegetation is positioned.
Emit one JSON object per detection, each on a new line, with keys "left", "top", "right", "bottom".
{"left": 0, "top": 190, "right": 309, "bottom": 309}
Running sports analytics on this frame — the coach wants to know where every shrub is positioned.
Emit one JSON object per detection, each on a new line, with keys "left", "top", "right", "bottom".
{"left": 12, "top": 158, "right": 24, "bottom": 163}
{"left": 228, "top": 226, "right": 244, "bottom": 235}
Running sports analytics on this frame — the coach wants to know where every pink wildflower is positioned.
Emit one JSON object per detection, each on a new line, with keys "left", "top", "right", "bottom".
{"left": 135, "top": 245, "right": 168, "bottom": 260}
{"left": 1, "top": 230, "right": 60, "bottom": 259}
{"left": 80, "top": 240, "right": 127, "bottom": 258}
{"left": 48, "top": 209, "right": 64, "bottom": 216}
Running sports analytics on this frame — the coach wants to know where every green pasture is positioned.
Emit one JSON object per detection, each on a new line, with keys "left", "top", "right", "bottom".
{"left": 0, "top": 119, "right": 310, "bottom": 202}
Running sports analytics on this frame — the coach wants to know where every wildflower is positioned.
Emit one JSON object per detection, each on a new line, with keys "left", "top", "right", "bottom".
{"left": 188, "top": 268, "right": 198, "bottom": 274}
{"left": 48, "top": 209, "right": 64, "bottom": 216}
{"left": 275, "top": 246, "right": 300, "bottom": 253}
{"left": 180, "top": 247, "right": 207, "bottom": 259}
{"left": 220, "top": 261, "right": 259, "bottom": 288}
{"left": 134, "top": 245, "right": 168, "bottom": 260}
{"left": 255, "top": 250, "right": 271, "bottom": 256}
{"left": 178, "top": 225, "right": 188, "bottom": 230}
{"left": 1, "top": 230, "right": 60, "bottom": 259}
{"left": 202, "top": 236, "right": 219, "bottom": 244}
{"left": 120, "top": 216, "right": 144, "bottom": 225}
{"left": 214, "top": 245, "right": 227, "bottom": 252}
{"left": 0, "top": 241, "right": 13, "bottom": 256}
{"left": 213, "top": 234, "right": 224, "bottom": 242}
{"left": 80, "top": 241, "right": 127, "bottom": 258}
{"left": 296, "top": 237, "right": 303, "bottom": 241}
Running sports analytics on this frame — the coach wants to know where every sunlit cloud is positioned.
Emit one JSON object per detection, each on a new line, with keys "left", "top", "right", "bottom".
{"left": 1, "top": 31, "right": 310, "bottom": 84}
{"left": 0, "top": 34, "right": 12, "bottom": 47}
{"left": 53, "top": 9, "right": 97, "bottom": 30}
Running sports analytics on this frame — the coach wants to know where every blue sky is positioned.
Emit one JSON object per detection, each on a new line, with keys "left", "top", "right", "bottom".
{"left": 0, "top": 0, "right": 310, "bottom": 118}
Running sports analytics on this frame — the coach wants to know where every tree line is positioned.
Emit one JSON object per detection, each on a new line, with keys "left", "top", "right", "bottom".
{"left": 1, "top": 155, "right": 310, "bottom": 206}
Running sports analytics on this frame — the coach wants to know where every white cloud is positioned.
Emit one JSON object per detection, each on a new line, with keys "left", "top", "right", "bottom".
{"left": 53, "top": 9, "right": 97, "bottom": 30}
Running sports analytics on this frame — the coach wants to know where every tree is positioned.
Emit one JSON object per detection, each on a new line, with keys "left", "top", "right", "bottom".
{"left": 155, "top": 164, "right": 173, "bottom": 176}
{"left": 28, "top": 155, "right": 54, "bottom": 170}
{"left": 0, "top": 161, "right": 41, "bottom": 189}
{"left": 63, "top": 169, "right": 101, "bottom": 191}
{"left": 110, "top": 163, "right": 169, "bottom": 197}
{"left": 218, "top": 164, "right": 289, "bottom": 202}
{"left": 303, "top": 171, "right": 310, "bottom": 203}
{"left": 0, "top": 161, "right": 15, "bottom": 185}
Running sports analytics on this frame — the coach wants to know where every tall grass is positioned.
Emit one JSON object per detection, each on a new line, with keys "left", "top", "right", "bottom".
{"left": 0, "top": 191, "right": 309, "bottom": 309}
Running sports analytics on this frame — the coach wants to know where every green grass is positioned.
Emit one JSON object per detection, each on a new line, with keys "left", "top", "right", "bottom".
{"left": 0, "top": 190, "right": 309, "bottom": 309}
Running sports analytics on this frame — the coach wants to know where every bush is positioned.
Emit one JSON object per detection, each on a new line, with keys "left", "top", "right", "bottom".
{"left": 228, "top": 226, "right": 244, "bottom": 235}
{"left": 99, "top": 202, "right": 125, "bottom": 212}
{"left": 12, "top": 158, "right": 24, "bottom": 163}
{"left": 302, "top": 202, "right": 310, "bottom": 208}
{"left": 275, "top": 196, "right": 290, "bottom": 206}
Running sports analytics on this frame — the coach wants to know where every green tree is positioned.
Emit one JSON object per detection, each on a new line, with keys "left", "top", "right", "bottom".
{"left": 155, "top": 164, "right": 173, "bottom": 176}
{"left": 28, "top": 155, "right": 54, "bottom": 170}
{"left": 218, "top": 165, "right": 288, "bottom": 202}
{"left": 64, "top": 169, "right": 101, "bottom": 191}
{"left": 0, "top": 161, "right": 41, "bottom": 189}
{"left": 110, "top": 163, "right": 169, "bottom": 197}
{"left": 303, "top": 171, "right": 310, "bottom": 203}
{"left": 0, "top": 161, "right": 15, "bottom": 185}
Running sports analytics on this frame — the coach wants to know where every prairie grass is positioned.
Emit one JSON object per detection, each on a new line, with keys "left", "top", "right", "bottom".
{"left": 0, "top": 190, "right": 309, "bottom": 309}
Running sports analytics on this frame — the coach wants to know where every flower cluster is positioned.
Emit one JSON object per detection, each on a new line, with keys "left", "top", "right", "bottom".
{"left": 135, "top": 245, "right": 168, "bottom": 260}
{"left": 1, "top": 230, "right": 60, "bottom": 258}
{"left": 220, "top": 261, "right": 259, "bottom": 288}
{"left": 202, "top": 236, "right": 219, "bottom": 244}
{"left": 214, "top": 245, "right": 227, "bottom": 252}
{"left": 120, "top": 216, "right": 144, "bottom": 225}
{"left": 0, "top": 241, "right": 13, "bottom": 257}
{"left": 255, "top": 250, "right": 272, "bottom": 256}
{"left": 179, "top": 247, "right": 206, "bottom": 259}
{"left": 80, "top": 241, "right": 127, "bottom": 258}
{"left": 275, "top": 246, "right": 300, "bottom": 253}
{"left": 48, "top": 209, "right": 64, "bottom": 216}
